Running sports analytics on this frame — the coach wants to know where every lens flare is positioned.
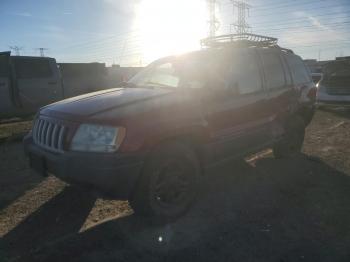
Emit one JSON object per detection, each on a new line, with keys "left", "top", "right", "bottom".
{"left": 135, "top": 0, "right": 207, "bottom": 64}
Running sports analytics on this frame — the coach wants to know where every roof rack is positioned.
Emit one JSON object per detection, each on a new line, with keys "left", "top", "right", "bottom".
{"left": 201, "top": 33, "right": 278, "bottom": 48}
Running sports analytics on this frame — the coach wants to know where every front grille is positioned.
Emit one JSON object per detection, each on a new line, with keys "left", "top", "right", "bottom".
{"left": 32, "top": 118, "right": 67, "bottom": 153}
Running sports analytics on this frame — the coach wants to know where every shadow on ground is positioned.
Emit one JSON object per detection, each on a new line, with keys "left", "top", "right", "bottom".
{"left": 318, "top": 106, "right": 350, "bottom": 119}
{"left": 2, "top": 154, "right": 350, "bottom": 262}
{"left": 0, "top": 143, "right": 43, "bottom": 209}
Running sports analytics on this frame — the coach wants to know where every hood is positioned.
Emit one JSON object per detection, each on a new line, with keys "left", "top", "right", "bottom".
{"left": 41, "top": 87, "right": 172, "bottom": 119}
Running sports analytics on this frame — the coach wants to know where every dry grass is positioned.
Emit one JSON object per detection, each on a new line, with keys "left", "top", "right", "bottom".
{"left": 0, "top": 121, "right": 32, "bottom": 142}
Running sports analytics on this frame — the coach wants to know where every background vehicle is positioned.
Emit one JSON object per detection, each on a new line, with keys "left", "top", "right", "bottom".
{"left": 0, "top": 52, "right": 141, "bottom": 119}
{"left": 0, "top": 52, "right": 63, "bottom": 119}
{"left": 24, "top": 34, "right": 316, "bottom": 221}
{"left": 316, "top": 58, "right": 350, "bottom": 107}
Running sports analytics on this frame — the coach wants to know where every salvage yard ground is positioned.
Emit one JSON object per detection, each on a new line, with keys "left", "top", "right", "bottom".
{"left": 0, "top": 108, "right": 350, "bottom": 262}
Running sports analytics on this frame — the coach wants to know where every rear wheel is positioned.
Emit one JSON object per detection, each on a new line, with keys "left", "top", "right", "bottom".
{"left": 273, "top": 116, "right": 306, "bottom": 158}
{"left": 129, "top": 141, "right": 200, "bottom": 222}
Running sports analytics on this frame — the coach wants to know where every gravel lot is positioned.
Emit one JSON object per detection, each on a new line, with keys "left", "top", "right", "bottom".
{"left": 0, "top": 108, "right": 350, "bottom": 262}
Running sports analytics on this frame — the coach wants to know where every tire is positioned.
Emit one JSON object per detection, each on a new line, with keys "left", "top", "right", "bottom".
{"left": 129, "top": 141, "right": 200, "bottom": 222}
{"left": 273, "top": 116, "right": 306, "bottom": 158}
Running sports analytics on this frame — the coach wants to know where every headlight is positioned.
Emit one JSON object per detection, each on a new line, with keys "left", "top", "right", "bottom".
{"left": 70, "top": 124, "right": 126, "bottom": 153}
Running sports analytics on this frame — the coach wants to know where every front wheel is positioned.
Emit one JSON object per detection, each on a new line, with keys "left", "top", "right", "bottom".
{"left": 273, "top": 117, "right": 306, "bottom": 158}
{"left": 129, "top": 141, "right": 200, "bottom": 222}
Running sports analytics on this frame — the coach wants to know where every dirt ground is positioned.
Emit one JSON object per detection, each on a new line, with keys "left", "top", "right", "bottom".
{"left": 0, "top": 108, "right": 350, "bottom": 262}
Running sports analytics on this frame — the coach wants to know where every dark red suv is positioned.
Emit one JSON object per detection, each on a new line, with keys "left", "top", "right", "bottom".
{"left": 24, "top": 35, "right": 316, "bottom": 220}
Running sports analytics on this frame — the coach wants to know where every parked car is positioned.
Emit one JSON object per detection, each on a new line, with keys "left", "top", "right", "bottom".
{"left": 316, "top": 58, "right": 350, "bottom": 107}
{"left": 24, "top": 35, "right": 316, "bottom": 221}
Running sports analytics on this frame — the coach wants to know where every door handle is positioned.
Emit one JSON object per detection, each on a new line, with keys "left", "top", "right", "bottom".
{"left": 48, "top": 81, "right": 57, "bottom": 85}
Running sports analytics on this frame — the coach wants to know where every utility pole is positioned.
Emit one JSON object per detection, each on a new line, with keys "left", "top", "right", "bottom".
{"left": 35, "top": 47, "right": 48, "bottom": 57}
{"left": 207, "top": 0, "right": 219, "bottom": 38}
{"left": 230, "top": 0, "right": 251, "bottom": 35}
{"left": 9, "top": 46, "right": 23, "bottom": 56}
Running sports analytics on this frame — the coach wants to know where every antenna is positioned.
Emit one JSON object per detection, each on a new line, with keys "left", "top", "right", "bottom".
{"left": 35, "top": 47, "right": 49, "bottom": 57}
{"left": 230, "top": 0, "right": 251, "bottom": 35}
{"left": 9, "top": 46, "right": 23, "bottom": 56}
{"left": 207, "top": 0, "right": 220, "bottom": 37}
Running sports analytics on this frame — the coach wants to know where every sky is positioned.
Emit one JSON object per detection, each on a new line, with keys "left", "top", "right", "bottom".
{"left": 1, "top": 0, "right": 350, "bottom": 66}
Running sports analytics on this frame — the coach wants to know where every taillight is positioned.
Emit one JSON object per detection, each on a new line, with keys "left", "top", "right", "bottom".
{"left": 307, "top": 87, "right": 317, "bottom": 100}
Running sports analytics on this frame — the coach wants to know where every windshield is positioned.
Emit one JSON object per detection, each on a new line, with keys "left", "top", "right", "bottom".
{"left": 129, "top": 61, "right": 181, "bottom": 88}
{"left": 128, "top": 52, "right": 228, "bottom": 89}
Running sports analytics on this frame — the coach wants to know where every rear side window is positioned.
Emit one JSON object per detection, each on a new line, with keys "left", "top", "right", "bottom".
{"left": 261, "top": 52, "right": 286, "bottom": 89}
{"left": 229, "top": 50, "right": 262, "bottom": 95}
{"left": 14, "top": 59, "right": 53, "bottom": 79}
{"left": 286, "top": 55, "right": 310, "bottom": 85}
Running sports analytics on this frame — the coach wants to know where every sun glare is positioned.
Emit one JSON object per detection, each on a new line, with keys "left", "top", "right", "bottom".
{"left": 135, "top": 0, "right": 208, "bottom": 64}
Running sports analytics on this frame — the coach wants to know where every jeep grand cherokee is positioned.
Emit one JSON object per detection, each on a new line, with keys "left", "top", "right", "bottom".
{"left": 24, "top": 38, "right": 316, "bottom": 220}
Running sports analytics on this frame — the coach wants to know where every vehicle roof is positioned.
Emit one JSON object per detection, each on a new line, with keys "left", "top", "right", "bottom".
{"left": 153, "top": 44, "right": 297, "bottom": 65}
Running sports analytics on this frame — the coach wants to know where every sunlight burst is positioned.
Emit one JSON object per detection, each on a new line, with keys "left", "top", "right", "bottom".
{"left": 135, "top": 0, "right": 208, "bottom": 64}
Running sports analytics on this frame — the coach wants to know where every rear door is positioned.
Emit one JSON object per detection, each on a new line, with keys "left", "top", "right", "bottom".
{"left": 12, "top": 57, "right": 63, "bottom": 111}
{"left": 285, "top": 53, "right": 314, "bottom": 103}
{"left": 258, "top": 50, "right": 296, "bottom": 138}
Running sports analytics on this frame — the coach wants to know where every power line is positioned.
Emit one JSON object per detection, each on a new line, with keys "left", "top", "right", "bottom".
{"left": 55, "top": 29, "right": 141, "bottom": 51}
{"left": 49, "top": 0, "right": 350, "bottom": 65}
{"left": 221, "top": 20, "right": 350, "bottom": 34}
{"left": 252, "top": 0, "right": 330, "bottom": 11}
{"left": 221, "top": 0, "right": 330, "bottom": 10}
{"left": 218, "top": 2, "right": 349, "bottom": 29}
{"left": 218, "top": 9, "right": 350, "bottom": 29}
{"left": 251, "top": 12, "right": 350, "bottom": 28}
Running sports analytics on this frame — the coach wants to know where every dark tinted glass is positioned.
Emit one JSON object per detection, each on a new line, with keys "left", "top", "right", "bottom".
{"left": 228, "top": 50, "right": 262, "bottom": 94}
{"left": 0, "top": 55, "right": 10, "bottom": 77}
{"left": 261, "top": 52, "right": 286, "bottom": 89}
{"left": 286, "top": 55, "right": 310, "bottom": 85}
{"left": 15, "top": 59, "right": 52, "bottom": 78}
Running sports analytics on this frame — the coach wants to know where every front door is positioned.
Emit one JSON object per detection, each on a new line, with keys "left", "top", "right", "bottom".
{"left": 258, "top": 50, "right": 296, "bottom": 139}
{"left": 203, "top": 49, "right": 271, "bottom": 159}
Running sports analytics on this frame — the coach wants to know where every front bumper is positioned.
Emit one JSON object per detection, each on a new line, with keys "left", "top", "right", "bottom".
{"left": 23, "top": 134, "right": 144, "bottom": 199}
